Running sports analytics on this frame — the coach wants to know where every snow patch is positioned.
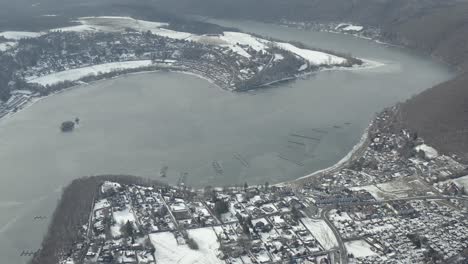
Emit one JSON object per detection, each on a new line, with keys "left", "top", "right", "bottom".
{"left": 101, "top": 181, "right": 121, "bottom": 193}
{"left": 336, "top": 24, "right": 364, "bottom": 32}
{"left": 275, "top": 42, "right": 347, "bottom": 65}
{"left": 150, "top": 229, "right": 223, "bottom": 264}
{"left": 0, "top": 42, "right": 17, "bottom": 52}
{"left": 301, "top": 218, "right": 338, "bottom": 250}
{"left": 219, "top": 32, "right": 267, "bottom": 52}
{"left": 345, "top": 240, "right": 377, "bottom": 258}
{"left": 112, "top": 206, "right": 135, "bottom": 225}
{"left": 0, "top": 31, "right": 43, "bottom": 40}
{"left": 415, "top": 144, "right": 438, "bottom": 159}
{"left": 27, "top": 60, "right": 154, "bottom": 86}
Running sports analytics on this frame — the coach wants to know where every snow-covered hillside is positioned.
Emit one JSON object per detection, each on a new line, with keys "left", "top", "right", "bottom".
{"left": 49, "top": 16, "right": 348, "bottom": 65}
{"left": 0, "top": 31, "right": 43, "bottom": 40}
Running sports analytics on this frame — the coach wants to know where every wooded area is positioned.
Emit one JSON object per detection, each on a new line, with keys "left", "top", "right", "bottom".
{"left": 29, "top": 175, "right": 164, "bottom": 264}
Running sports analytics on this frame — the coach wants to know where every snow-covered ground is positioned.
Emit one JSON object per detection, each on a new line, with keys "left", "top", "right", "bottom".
{"left": 27, "top": 60, "right": 154, "bottom": 86}
{"left": 110, "top": 206, "right": 136, "bottom": 237}
{"left": 101, "top": 181, "right": 122, "bottom": 193}
{"left": 439, "top": 175, "right": 468, "bottom": 190}
{"left": 452, "top": 175, "right": 468, "bottom": 189}
{"left": 415, "top": 144, "right": 438, "bottom": 159}
{"left": 275, "top": 42, "right": 347, "bottom": 65}
{"left": 336, "top": 24, "right": 364, "bottom": 32}
{"left": 112, "top": 206, "right": 136, "bottom": 225}
{"left": 0, "top": 31, "right": 43, "bottom": 40}
{"left": 51, "top": 16, "right": 169, "bottom": 34}
{"left": 50, "top": 16, "right": 348, "bottom": 64}
{"left": 301, "top": 218, "right": 338, "bottom": 250}
{"left": 345, "top": 240, "right": 377, "bottom": 258}
{"left": 350, "top": 179, "right": 414, "bottom": 200}
{"left": 7, "top": 16, "right": 376, "bottom": 89}
{"left": 0, "top": 42, "right": 17, "bottom": 52}
{"left": 94, "top": 198, "right": 111, "bottom": 211}
{"left": 149, "top": 228, "right": 223, "bottom": 264}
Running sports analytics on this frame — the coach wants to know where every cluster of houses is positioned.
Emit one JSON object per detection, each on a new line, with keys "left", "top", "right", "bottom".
{"left": 327, "top": 199, "right": 468, "bottom": 263}
{"left": 56, "top": 105, "right": 468, "bottom": 264}
{"left": 0, "top": 28, "right": 309, "bottom": 122}
{"left": 300, "top": 108, "right": 467, "bottom": 193}
{"left": 60, "top": 150, "right": 468, "bottom": 264}
{"left": 0, "top": 90, "right": 36, "bottom": 119}
{"left": 278, "top": 20, "right": 381, "bottom": 41}
{"left": 8, "top": 30, "right": 294, "bottom": 92}
{"left": 64, "top": 181, "right": 341, "bottom": 264}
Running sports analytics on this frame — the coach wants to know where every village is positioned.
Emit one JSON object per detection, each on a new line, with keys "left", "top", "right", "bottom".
{"left": 2, "top": 17, "right": 467, "bottom": 264}
{"left": 59, "top": 172, "right": 468, "bottom": 264}
{"left": 52, "top": 106, "right": 468, "bottom": 264}
{"left": 60, "top": 136, "right": 468, "bottom": 264}
{"left": 63, "top": 180, "right": 340, "bottom": 264}
{"left": 0, "top": 16, "right": 366, "bottom": 124}
{"left": 0, "top": 28, "right": 335, "bottom": 122}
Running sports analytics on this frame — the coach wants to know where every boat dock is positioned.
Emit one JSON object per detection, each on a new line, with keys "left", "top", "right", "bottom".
{"left": 287, "top": 140, "right": 306, "bottom": 146}
{"left": 311, "top": 128, "right": 328, "bottom": 134}
{"left": 290, "top": 133, "right": 320, "bottom": 141}
{"left": 233, "top": 153, "right": 249, "bottom": 168}
{"left": 212, "top": 161, "right": 224, "bottom": 175}
{"left": 278, "top": 155, "right": 304, "bottom": 166}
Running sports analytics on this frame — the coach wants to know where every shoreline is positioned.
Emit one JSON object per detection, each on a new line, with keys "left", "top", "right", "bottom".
{"left": 287, "top": 121, "right": 372, "bottom": 186}
{"left": 0, "top": 57, "right": 375, "bottom": 125}
{"left": 0, "top": 66, "right": 225, "bottom": 125}
{"left": 277, "top": 21, "right": 401, "bottom": 48}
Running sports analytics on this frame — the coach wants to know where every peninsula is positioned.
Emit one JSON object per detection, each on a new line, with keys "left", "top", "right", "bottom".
{"left": 0, "top": 16, "right": 364, "bottom": 122}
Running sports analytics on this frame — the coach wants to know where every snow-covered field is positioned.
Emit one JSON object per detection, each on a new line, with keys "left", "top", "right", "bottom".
{"left": 101, "top": 181, "right": 122, "bottom": 193}
{"left": 415, "top": 144, "right": 438, "bottom": 159}
{"left": 0, "top": 42, "right": 17, "bottom": 52}
{"left": 110, "top": 206, "right": 136, "bottom": 237}
{"left": 345, "top": 240, "right": 377, "bottom": 258}
{"left": 335, "top": 24, "right": 364, "bottom": 32}
{"left": 440, "top": 175, "right": 468, "bottom": 190}
{"left": 49, "top": 16, "right": 348, "bottom": 63}
{"left": 6, "top": 16, "right": 378, "bottom": 89}
{"left": 0, "top": 31, "right": 43, "bottom": 40}
{"left": 453, "top": 175, "right": 468, "bottom": 189}
{"left": 27, "top": 60, "right": 154, "bottom": 86}
{"left": 350, "top": 179, "right": 414, "bottom": 200}
{"left": 301, "top": 218, "right": 338, "bottom": 250}
{"left": 51, "top": 16, "right": 169, "bottom": 34}
{"left": 149, "top": 228, "right": 223, "bottom": 264}
{"left": 275, "top": 42, "right": 347, "bottom": 65}
{"left": 112, "top": 206, "right": 136, "bottom": 225}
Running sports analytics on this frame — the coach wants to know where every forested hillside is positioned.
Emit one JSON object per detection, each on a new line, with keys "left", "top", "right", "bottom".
{"left": 30, "top": 175, "right": 164, "bottom": 264}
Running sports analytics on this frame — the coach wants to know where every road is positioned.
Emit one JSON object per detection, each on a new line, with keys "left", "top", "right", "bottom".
{"left": 321, "top": 208, "right": 348, "bottom": 264}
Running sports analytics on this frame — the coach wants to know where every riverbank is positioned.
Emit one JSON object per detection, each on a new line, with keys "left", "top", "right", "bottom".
{"left": 287, "top": 121, "right": 372, "bottom": 187}
{"left": 0, "top": 54, "right": 381, "bottom": 125}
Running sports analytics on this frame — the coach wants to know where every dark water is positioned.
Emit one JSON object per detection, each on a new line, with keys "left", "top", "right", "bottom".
{"left": 0, "top": 21, "right": 453, "bottom": 263}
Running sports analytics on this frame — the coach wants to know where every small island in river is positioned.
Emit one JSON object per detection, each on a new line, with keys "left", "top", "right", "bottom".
{"left": 60, "top": 121, "right": 75, "bottom": 132}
